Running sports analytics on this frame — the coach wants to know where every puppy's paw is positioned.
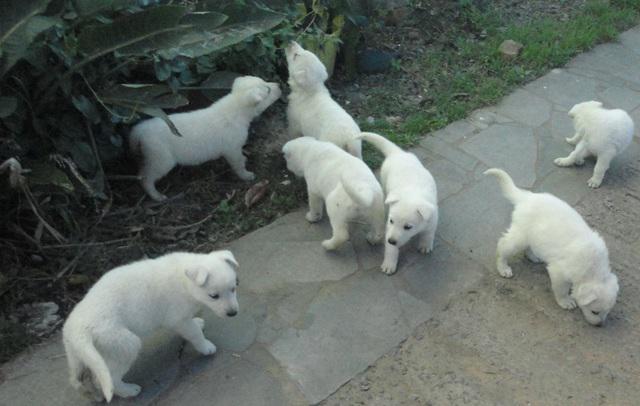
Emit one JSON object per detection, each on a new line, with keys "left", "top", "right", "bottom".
{"left": 197, "top": 339, "right": 217, "bottom": 355}
{"left": 554, "top": 157, "right": 572, "bottom": 167}
{"left": 193, "top": 317, "right": 205, "bottom": 330}
{"left": 418, "top": 244, "right": 433, "bottom": 254}
{"left": 306, "top": 211, "right": 322, "bottom": 223}
{"left": 381, "top": 261, "right": 397, "bottom": 275}
{"left": 556, "top": 297, "right": 577, "bottom": 310}
{"left": 497, "top": 264, "right": 513, "bottom": 278}
{"left": 366, "top": 232, "right": 383, "bottom": 245}
{"left": 239, "top": 171, "right": 256, "bottom": 181}
{"left": 587, "top": 177, "right": 602, "bottom": 188}
{"left": 322, "top": 239, "right": 340, "bottom": 251}
{"left": 114, "top": 383, "right": 142, "bottom": 398}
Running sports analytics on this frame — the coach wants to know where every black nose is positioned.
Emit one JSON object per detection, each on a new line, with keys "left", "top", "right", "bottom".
{"left": 388, "top": 238, "right": 397, "bottom": 245}
{"left": 594, "top": 321, "right": 603, "bottom": 327}
{"left": 226, "top": 310, "right": 238, "bottom": 317}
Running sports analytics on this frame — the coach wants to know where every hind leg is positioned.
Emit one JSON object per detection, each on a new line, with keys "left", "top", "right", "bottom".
{"left": 418, "top": 211, "right": 438, "bottom": 254}
{"left": 306, "top": 190, "right": 324, "bottom": 222}
{"left": 224, "top": 149, "right": 255, "bottom": 181}
{"left": 98, "top": 328, "right": 142, "bottom": 398}
{"left": 565, "top": 131, "right": 583, "bottom": 145}
{"left": 554, "top": 140, "right": 588, "bottom": 167}
{"left": 496, "top": 225, "right": 527, "bottom": 278}
{"left": 322, "top": 195, "right": 350, "bottom": 250}
{"left": 139, "top": 145, "right": 175, "bottom": 201}
{"left": 588, "top": 148, "right": 616, "bottom": 188}
{"left": 366, "top": 200, "right": 385, "bottom": 245}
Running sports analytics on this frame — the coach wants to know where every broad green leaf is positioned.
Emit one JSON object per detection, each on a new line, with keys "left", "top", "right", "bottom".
{"left": 73, "top": 0, "right": 136, "bottom": 16}
{"left": 136, "top": 106, "right": 182, "bottom": 137}
{"left": 76, "top": 5, "right": 189, "bottom": 64}
{"left": 157, "top": 12, "right": 285, "bottom": 59}
{"left": 71, "top": 95, "right": 101, "bottom": 124}
{"left": 0, "top": 0, "right": 51, "bottom": 46}
{"left": 28, "top": 161, "right": 74, "bottom": 192}
{"left": 1, "top": 15, "right": 60, "bottom": 76}
{"left": 99, "top": 84, "right": 189, "bottom": 109}
{"left": 0, "top": 96, "right": 18, "bottom": 118}
{"left": 200, "top": 71, "right": 241, "bottom": 89}
{"left": 119, "top": 11, "right": 229, "bottom": 56}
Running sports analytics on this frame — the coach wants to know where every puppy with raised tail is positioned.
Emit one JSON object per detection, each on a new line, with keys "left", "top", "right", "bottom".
{"left": 485, "top": 168, "right": 618, "bottom": 326}
{"left": 282, "top": 137, "right": 385, "bottom": 250}
{"left": 359, "top": 132, "right": 438, "bottom": 275}
{"left": 62, "top": 250, "right": 240, "bottom": 402}
{"left": 130, "top": 75, "right": 281, "bottom": 201}
{"left": 554, "top": 100, "right": 634, "bottom": 188}
{"left": 285, "top": 41, "right": 362, "bottom": 158}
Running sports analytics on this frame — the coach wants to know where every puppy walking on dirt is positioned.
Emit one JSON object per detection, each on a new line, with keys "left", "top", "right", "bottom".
{"left": 62, "top": 251, "right": 240, "bottom": 402}
{"left": 285, "top": 41, "right": 362, "bottom": 158}
{"left": 360, "top": 132, "right": 438, "bottom": 275}
{"left": 486, "top": 168, "right": 618, "bottom": 326}
{"left": 130, "top": 76, "right": 281, "bottom": 201}
{"left": 554, "top": 101, "right": 634, "bottom": 188}
{"left": 282, "top": 137, "right": 385, "bottom": 250}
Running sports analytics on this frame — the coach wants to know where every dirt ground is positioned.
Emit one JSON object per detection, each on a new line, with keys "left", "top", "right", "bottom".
{"left": 0, "top": 0, "right": 591, "bottom": 363}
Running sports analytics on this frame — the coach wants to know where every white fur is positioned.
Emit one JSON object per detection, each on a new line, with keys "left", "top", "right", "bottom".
{"left": 360, "top": 132, "right": 438, "bottom": 275}
{"left": 62, "top": 250, "right": 240, "bottom": 402}
{"left": 485, "top": 168, "right": 618, "bottom": 326}
{"left": 285, "top": 41, "right": 362, "bottom": 158}
{"left": 130, "top": 76, "right": 281, "bottom": 201}
{"left": 554, "top": 100, "right": 634, "bottom": 188}
{"left": 282, "top": 137, "right": 385, "bottom": 250}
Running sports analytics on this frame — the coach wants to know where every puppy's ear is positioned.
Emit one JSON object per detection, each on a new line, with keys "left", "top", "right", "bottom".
{"left": 385, "top": 192, "right": 400, "bottom": 206}
{"left": 185, "top": 268, "right": 209, "bottom": 286}
{"left": 292, "top": 69, "right": 309, "bottom": 87}
{"left": 247, "top": 87, "right": 267, "bottom": 105}
{"left": 217, "top": 250, "right": 239, "bottom": 269}
{"left": 416, "top": 202, "right": 435, "bottom": 221}
{"left": 573, "top": 283, "right": 598, "bottom": 306}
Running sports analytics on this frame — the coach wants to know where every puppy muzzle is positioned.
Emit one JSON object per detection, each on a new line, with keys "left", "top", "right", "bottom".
{"left": 226, "top": 309, "right": 238, "bottom": 317}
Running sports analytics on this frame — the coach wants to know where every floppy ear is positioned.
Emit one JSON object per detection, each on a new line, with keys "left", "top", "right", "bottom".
{"left": 416, "top": 202, "right": 435, "bottom": 221}
{"left": 217, "top": 250, "right": 239, "bottom": 269}
{"left": 293, "top": 69, "right": 309, "bottom": 87}
{"left": 185, "top": 268, "right": 209, "bottom": 286}
{"left": 573, "top": 283, "right": 598, "bottom": 306}
{"left": 385, "top": 192, "right": 400, "bottom": 206}
{"left": 247, "top": 87, "right": 266, "bottom": 105}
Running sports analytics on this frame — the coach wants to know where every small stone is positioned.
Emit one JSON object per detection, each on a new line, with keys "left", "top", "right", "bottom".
{"left": 30, "top": 254, "right": 44, "bottom": 264}
{"left": 280, "top": 180, "right": 291, "bottom": 186}
{"left": 407, "top": 29, "right": 421, "bottom": 40}
{"left": 499, "top": 40, "right": 523, "bottom": 58}
{"left": 366, "top": 116, "right": 375, "bottom": 124}
{"left": 386, "top": 115, "right": 402, "bottom": 124}
{"left": 68, "top": 274, "right": 90, "bottom": 285}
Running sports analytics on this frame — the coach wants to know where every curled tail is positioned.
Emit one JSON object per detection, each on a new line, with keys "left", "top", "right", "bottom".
{"left": 484, "top": 168, "right": 527, "bottom": 204}
{"left": 358, "top": 132, "right": 403, "bottom": 157}
{"left": 340, "top": 173, "right": 375, "bottom": 207}
{"left": 67, "top": 333, "right": 114, "bottom": 402}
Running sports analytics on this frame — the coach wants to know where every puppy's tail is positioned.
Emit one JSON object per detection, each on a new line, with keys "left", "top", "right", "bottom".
{"left": 358, "top": 132, "right": 403, "bottom": 157}
{"left": 340, "top": 173, "right": 375, "bottom": 208}
{"left": 484, "top": 168, "right": 527, "bottom": 203}
{"left": 68, "top": 332, "right": 114, "bottom": 402}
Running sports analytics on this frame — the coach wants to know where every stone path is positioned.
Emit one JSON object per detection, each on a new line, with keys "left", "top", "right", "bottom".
{"left": 2, "top": 27, "right": 640, "bottom": 406}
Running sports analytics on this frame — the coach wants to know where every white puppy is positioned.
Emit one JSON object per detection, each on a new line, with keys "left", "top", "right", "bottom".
{"left": 360, "top": 132, "right": 438, "bottom": 275}
{"left": 285, "top": 41, "right": 362, "bottom": 158}
{"left": 486, "top": 168, "right": 618, "bottom": 326}
{"left": 282, "top": 137, "right": 385, "bottom": 250}
{"left": 62, "top": 250, "right": 240, "bottom": 402}
{"left": 130, "top": 76, "right": 281, "bottom": 201}
{"left": 554, "top": 100, "right": 634, "bottom": 188}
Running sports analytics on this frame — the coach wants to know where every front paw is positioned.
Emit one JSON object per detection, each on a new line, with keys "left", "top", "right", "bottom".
{"left": 196, "top": 339, "right": 217, "bottom": 355}
{"left": 239, "top": 171, "right": 256, "bottom": 181}
{"left": 418, "top": 244, "right": 433, "bottom": 254}
{"left": 554, "top": 157, "right": 572, "bottom": 167}
{"left": 322, "top": 239, "right": 339, "bottom": 250}
{"left": 497, "top": 264, "right": 513, "bottom": 278}
{"left": 306, "top": 211, "right": 322, "bottom": 222}
{"left": 381, "top": 260, "right": 397, "bottom": 275}
{"left": 193, "top": 317, "right": 205, "bottom": 330}
{"left": 587, "top": 177, "right": 602, "bottom": 188}
{"left": 556, "top": 297, "right": 577, "bottom": 310}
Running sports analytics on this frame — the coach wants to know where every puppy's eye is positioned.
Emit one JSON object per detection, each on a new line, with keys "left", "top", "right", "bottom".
{"left": 236, "top": 278, "right": 239, "bottom": 286}
{"left": 209, "top": 294, "right": 220, "bottom": 300}
{"left": 293, "top": 53, "right": 298, "bottom": 60}
{"left": 591, "top": 310, "right": 600, "bottom": 315}
{"left": 404, "top": 224, "right": 413, "bottom": 230}
{"left": 231, "top": 287, "right": 236, "bottom": 293}
{"left": 389, "top": 219, "right": 394, "bottom": 224}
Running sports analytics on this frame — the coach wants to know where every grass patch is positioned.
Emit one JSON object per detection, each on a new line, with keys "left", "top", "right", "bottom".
{"left": 360, "top": 0, "right": 640, "bottom": 148}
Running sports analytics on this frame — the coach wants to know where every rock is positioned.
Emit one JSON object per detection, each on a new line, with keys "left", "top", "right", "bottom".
{"left": 357, "top": 49, "right": 395, "bottom": 74}
{"left": 499, "top": 40, "right": 523, "bottom": 58}
{"left": 14, "top": 302, "right": 62, "bottom": 337}
{"left": 366, "top": 116, "right": 375, "bottom": 124}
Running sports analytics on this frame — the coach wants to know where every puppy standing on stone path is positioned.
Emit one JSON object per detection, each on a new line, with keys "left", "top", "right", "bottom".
{"left": 554, "top": 100, "right": 634, "bottom": 188}
{"left": 359, "top": 132, "right": 438, "bottom": 275}
{"left": 282, "top": 137, "right": 385, "bottom": 250}
{"left": 285, "top": 41, "right": 363, "bottom": 158}
{"left": 130, "top": 75, "right": 281, "bottom": 201}
{"left": 485, "top": 168, "right": 618, "bottom": 326}
{"left": 62, "top": 250, "right": 240, "bottom": 402}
